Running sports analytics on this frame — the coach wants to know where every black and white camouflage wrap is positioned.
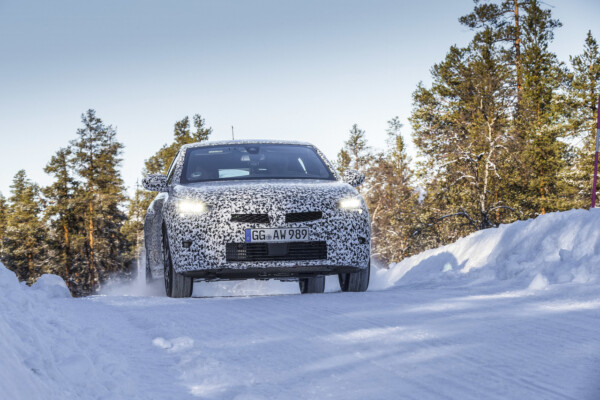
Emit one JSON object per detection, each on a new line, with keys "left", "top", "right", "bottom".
{"left": 144, "top": 140, "right": 370, "bottom": 278}
{"left": 342, "top": 169, "right": 366, "bottom": 187}
{"left": 141, "top": 174, "right": 167, "bottom": 192}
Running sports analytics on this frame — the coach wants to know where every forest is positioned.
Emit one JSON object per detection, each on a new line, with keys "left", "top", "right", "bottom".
{"left": 0, "top": 0, "right": 598, "bottom": 296}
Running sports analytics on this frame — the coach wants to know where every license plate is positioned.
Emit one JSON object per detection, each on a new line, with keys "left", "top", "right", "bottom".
{"left": 245, "top": 228, "right": 309, "bottom": 242}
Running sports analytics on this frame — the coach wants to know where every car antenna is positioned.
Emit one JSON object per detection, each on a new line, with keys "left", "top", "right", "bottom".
{"left": 232, "top": 126, "right": 235, "bottom": 140}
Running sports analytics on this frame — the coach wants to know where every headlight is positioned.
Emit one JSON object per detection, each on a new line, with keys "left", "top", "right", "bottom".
{"left": 339, "top": 196, "right": 363, "bottom": 212}
{"left": 176, "top": 199, "right": 209, "bottom": 215}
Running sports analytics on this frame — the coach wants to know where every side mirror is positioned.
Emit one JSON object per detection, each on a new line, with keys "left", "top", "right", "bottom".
{"left": 342, "top": 169, "right": 365, "bottom": 187}
{"left": 142, "top": 174, "right": 168, "bottom": 192}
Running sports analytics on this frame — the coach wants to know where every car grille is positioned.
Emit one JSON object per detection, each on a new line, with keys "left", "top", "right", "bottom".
{"left": 231, "top": 214, "right": 270, "bottom": 224}
{"left": 226, "top": 241, "right": 327, "bottom": 262}
{"left": 285, "top": 211, "right": 323, "bottom": 223}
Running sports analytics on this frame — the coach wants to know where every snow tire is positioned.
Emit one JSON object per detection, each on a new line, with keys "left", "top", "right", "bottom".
{"left": 163, "top": 226, "right": 193, "bottom": 298}
{"left": 299, "top": 275, "right": 325, "bottom": 294}
{"left": 339, "top": 261, "right": 370, "bottom": 292}
{"left": 145, "top": 265, "right": 153, "bottom": 284}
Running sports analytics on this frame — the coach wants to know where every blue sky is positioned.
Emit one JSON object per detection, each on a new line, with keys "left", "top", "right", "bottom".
{"left": 0, "top": 0, "right": 598, "bottom": 197}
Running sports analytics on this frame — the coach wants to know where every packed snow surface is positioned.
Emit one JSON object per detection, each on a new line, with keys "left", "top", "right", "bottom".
{"left": 2, "top": 209, "right": 600, "bottom": 399}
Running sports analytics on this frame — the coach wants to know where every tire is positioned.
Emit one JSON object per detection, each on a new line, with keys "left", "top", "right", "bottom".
{"left": 299, "top": 275, "right": 325, "bottom": 294}
{"left": 162, "top": 228, "right": 193, "bottom": 298}
{"left": 339, "top": 261, "right": 370, "bottom": 292}
{"left": 145, "top": 264, "right": 153, "bottom": 284}
{"left": 145, "top": 252, "right": 153, "bottom": 285}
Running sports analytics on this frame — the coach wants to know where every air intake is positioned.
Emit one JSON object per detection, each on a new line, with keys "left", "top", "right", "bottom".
{"left": 231, "top": 214, "right": 270, "bottom": 224}
{"left": 285, "top": 211, "right": 322, "bottom": 223}
{"left": 226, "top": 241, "right": 327, "bottom": 262}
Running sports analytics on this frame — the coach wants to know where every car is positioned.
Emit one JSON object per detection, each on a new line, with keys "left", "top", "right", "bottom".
{"left": 142, "top": 140, "right": 370, "bottom": 298}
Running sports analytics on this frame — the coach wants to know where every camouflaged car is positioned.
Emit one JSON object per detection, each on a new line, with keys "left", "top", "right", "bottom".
{"left": 143, "top": 140, "right": 370, "bottom": 297}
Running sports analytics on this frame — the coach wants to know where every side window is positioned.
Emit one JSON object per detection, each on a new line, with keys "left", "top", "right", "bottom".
{"left": 165, "top": 151, "right": 181, "bottom": 185}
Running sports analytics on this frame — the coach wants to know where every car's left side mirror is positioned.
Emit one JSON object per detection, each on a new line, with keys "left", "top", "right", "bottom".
{"left": 342, "top": 169, "right": 365, "bottom": 187}
{"left": 142, "top": 174, "right": 168, "bottom": 192}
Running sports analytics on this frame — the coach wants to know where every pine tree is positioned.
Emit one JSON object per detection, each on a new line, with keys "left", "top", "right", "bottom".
{"left": 2, "top": 170, "right": 48, "bottom": 283}
{"left": 0, "top": 193, "right": 7, "bottom": 261}
{"left": 366, "top": 118, "right": 419, "bottom": 262}
{"left": 336, "top": 150, "right": 351, "bottom": 175}
{"left": 460, "top": 0, "right": 525, "bottom": 107}
{"left": 336, "top": 124, "right": 371, "bottom": 176}
{"left": 43, "top": 147, "right": 82, "bottom": 287}
{"left": 121, "top": 181, "right": 147, "bottom": 263}
{"left": 145, "top": 115, "right": 212, "bottom": 175}
{"left": 518, "top": 0, "right": 564, "bottom": 215}
{"left": 70, "top": 110, "right": 128, "bottom": 293}
{"left": 564, "top": 31, "right": 600, "bottom": 206}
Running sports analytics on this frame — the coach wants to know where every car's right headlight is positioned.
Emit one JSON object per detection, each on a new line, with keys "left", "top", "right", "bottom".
{"left": 176, "top": 199, "right": 210, "bottom": 216}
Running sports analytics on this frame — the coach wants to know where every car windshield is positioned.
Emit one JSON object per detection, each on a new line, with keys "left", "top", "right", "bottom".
{"left": 180, "top": 144, "right": 335, "bottom": 183}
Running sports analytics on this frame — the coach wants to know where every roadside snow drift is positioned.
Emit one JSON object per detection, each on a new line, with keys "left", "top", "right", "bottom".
{"left": 373, "top": 208, "right": 600, "bottom": 290}
{"left": 1, "top": 209, "right": 599, "bottom": 399}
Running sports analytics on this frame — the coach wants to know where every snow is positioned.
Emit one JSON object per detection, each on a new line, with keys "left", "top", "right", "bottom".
{"left": 372, "top": 208, "right": 600, "bottom": 290}
{"left": 1, "top": 209, "right": 600, "bottom": 399}
{"left": 31, "top": 274, "right": 72, "bottom": 299}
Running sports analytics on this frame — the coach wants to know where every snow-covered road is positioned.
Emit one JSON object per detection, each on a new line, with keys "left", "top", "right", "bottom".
{"left": 2, "top": 209, "right": 600, "bottom": 399}
{"left": 74, "top": 281, "right": 599, "bottom": 400}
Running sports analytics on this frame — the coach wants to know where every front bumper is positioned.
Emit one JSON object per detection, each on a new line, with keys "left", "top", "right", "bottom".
{"left": 163, "top": 204, "right": 370, "bottom": 274}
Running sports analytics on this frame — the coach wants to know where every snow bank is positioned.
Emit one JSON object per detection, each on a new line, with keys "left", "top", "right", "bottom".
{"left": 31, "top": 274, "right": 72, "bottom": 298}
{"left": 372, "top": 208, "right": 600, "bottom": 290}
{"left": 0, "top": 267, "right": 73, "bottom": 399}
{"left": 0, "top": 267, "right": 155, "bottom": 400}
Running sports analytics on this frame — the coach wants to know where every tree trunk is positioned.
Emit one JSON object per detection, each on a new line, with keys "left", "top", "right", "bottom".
{"left": 27, "top": 252, "right": 33, "bottom": 284}
{"left": 62, "top": 223, "right": 71, "bottom": 283}
{"left": 514, "top": 0, "right": 522, "bottom": 109}
{"left": 88, "top": 201, "right": 99, "bottom": 292}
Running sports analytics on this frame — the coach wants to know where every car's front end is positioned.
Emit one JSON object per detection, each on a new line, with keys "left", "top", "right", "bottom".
{"left": 163, "top": 179, "right": 370, "bottom": 280}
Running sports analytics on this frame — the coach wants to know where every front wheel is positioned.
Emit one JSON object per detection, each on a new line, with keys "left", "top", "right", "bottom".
{"left": 145, "top": 252, "right": 153, "bottom": 285}
{"left": 339, "top": 262, "right": 370, "bottom": 292}
{"left": 163, "top": 228, "right": 193, "bottom": 298}
{"left": 145, "top": 264, "right": 153, "bottom": 284}
{"left": 299, "top": 276, "right": 325, "bottom": 294}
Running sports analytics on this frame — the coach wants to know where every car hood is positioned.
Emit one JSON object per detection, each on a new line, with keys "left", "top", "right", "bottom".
{"left": 171, "top": 179, "right": 359, "bottom": 216}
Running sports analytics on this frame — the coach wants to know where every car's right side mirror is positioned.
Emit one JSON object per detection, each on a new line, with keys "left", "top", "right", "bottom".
{"left": 342, "top": 169, "right": 365, "bottom": 187}
{"left": 142, "top": 174, "right": 168, "bottom": 192}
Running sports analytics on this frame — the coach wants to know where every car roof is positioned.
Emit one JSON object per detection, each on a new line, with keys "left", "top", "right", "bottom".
{"left": 180, "top": 139, "right": 315, "bottom": 151}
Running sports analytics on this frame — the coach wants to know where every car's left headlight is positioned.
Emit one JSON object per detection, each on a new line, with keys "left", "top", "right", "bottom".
{"left": 176, "top": 199, "right": 210, "bottom": 215}
{"left": 338, "top": 196, "right": 364, "bottom": 212}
